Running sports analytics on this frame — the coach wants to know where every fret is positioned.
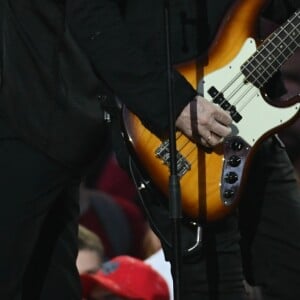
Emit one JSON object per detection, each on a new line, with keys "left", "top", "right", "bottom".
{"left": 260, "top": 47, "right": 280, "bottom": 70}
{"left": 272, "top": 44, "right": 289, "bottom": 62}
{"left": 286, "top": 18, "right": 300, "bottom": 39}
{"left": 265, "top": 42, "right": 284, "bottom": 68}
{"left": 283, "top": 27, "right": 299, "bottom": 49}
{"left": 241, "top": 9, "right": 300, "bottom": 88}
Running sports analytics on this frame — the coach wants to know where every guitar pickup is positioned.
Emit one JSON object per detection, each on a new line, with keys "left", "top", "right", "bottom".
{"left": 221, "top": 100, "right": 231, "bottom": 110}
{"left": 208, "top": 86, "right": 225, "bottom": 104}
{"left": 229, "top": 106, "right": 242, "bottom": 122}
{"left": 207, "top": 86, "right": 242, "bottom": 123}
{"left": 231, "top": 111, "right": 242, "bottom": 123}
{"left": 208, "top": 86, "right": 219, "bottom": 97}
{"left": 155, "top": 140, "right": 191, "bottom": 177}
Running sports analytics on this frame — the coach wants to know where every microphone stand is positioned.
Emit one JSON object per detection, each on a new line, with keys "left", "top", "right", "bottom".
{"left": 163, "top": 2, "right": 182, "bottom": 300}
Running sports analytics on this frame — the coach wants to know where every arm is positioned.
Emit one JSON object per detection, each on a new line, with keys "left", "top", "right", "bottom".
{"left": 65, "top": 0, "right": 195, "bottom": 136}
{"left": 66, "top": 0, "right": 232, "bottom": 145}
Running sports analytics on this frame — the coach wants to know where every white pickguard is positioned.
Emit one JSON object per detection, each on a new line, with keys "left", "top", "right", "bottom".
{"left": 200, "top": 38, "right": 300, "bottom": 147}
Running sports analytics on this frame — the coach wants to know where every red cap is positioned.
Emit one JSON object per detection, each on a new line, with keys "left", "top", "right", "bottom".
{"left": 81, "top": 255, "right": 169, "bottom": 300}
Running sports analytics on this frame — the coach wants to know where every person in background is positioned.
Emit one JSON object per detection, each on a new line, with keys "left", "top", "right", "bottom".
{"left": 77, "top": 225, "right": 104, "bottom": 275}
{"left": 81, "top": 255, "right": 170, "bottom": 300}
{"left": 79, "top": 184, "right": 147, "bottom": 260}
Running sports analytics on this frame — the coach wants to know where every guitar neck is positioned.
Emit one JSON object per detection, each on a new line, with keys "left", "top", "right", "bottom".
{"left": 241, "top": 9, "right": 300, "bottom": 88}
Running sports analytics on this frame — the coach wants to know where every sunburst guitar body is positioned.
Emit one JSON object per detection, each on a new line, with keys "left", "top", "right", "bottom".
{"left": 122, "top": 0, "right": 300, "bottom": 222}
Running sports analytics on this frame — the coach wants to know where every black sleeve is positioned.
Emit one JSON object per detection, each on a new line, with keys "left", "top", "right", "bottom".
{"left": 65, "top": 0, "right": 197, "bottom": 136}
{"left": 263, "top": 0, "right": 300, "bottom": 23}
{"left": 0, "top": 0, "right": 3, "bottom": 88}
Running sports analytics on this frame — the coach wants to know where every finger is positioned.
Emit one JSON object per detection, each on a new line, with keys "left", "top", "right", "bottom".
{"left": 199, "top": 137, "right": 211, "bottom": 148}
{"left": 214, "top": 110, "right": 232, "bottom": 126}
{"left": 209, "top": 122, "right": 232, "bottom": 138}
{"left": 206, "top": 132, "right": 224, "bottom": 146}
{"left": 199, "top": 132, "right": 224, "bottom": 148}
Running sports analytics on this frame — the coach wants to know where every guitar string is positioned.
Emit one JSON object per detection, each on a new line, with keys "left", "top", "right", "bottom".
{"left": 175, "top": 133, "right": 197, "bottom": 166}
{"left": 237, "top": 89, "right": 260, "bottom": 112}
{"left": 174, "top": 132, "right": 207, "bottom": 168}
{"left": 213, "top": 20, "right": 291, "bottom": 100}
{"left": 179, "top": 31, "right": 297, "bottom": 155}
{"left": 218, "top": 12, "right": 299, "bottom": 113}
{"left": 174, "top": 56, "right": 284, "bottom": 164}
{"left": 245, "top": 12, "right": 299, "bottom": 85}
{"left": 228, "top": 14, "right": 298, "bottom": 101}
{"left": 172, "top": 11, "right": 300, "bottom": 167}
{"left": 250, "top": 11, "right": 300, "bottom": 88}
{"left": 235, "top": 33, "right": 300, "bottom": 114}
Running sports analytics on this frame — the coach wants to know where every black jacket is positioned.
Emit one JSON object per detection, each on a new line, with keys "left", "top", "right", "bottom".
{"left": 0, "top": 0, "right": 298, "bottom": 169}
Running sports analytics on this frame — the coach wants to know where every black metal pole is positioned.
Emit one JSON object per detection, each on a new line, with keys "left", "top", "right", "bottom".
{"left": 163, "top": 2, "right": 183, "bottom": 300}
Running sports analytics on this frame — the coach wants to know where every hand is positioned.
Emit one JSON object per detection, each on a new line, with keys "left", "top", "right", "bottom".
{"left": 175, "top": 95, "right": 232, "bottom": 147}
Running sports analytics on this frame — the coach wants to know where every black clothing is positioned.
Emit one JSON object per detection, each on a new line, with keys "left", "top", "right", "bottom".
{"left": 0, "top": 131, "right": 81, "bottom": 299}
{"left": 239, "top": 138, "right": 300, "bottom": 300}
{"left": 0, "top": 0, "right": 299, "bottom": 299}
{"left": 0, "top": 0, "right": 298, "bottom": 167}
{"left": 1, "top": 1, "right": 109, "bottom": 169}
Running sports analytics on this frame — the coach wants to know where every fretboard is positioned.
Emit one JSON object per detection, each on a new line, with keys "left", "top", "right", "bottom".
{"left": 241, "top": 9, "right": 300, "bottom": 88}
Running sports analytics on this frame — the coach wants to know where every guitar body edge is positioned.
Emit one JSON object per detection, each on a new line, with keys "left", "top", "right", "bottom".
{"left": 121, "top": 0, "right": 300, "bottom": 222}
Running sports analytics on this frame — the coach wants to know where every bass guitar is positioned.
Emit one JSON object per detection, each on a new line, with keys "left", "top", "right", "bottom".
{"left": 122, "top": 0, "right": 300, "bottom": 222}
